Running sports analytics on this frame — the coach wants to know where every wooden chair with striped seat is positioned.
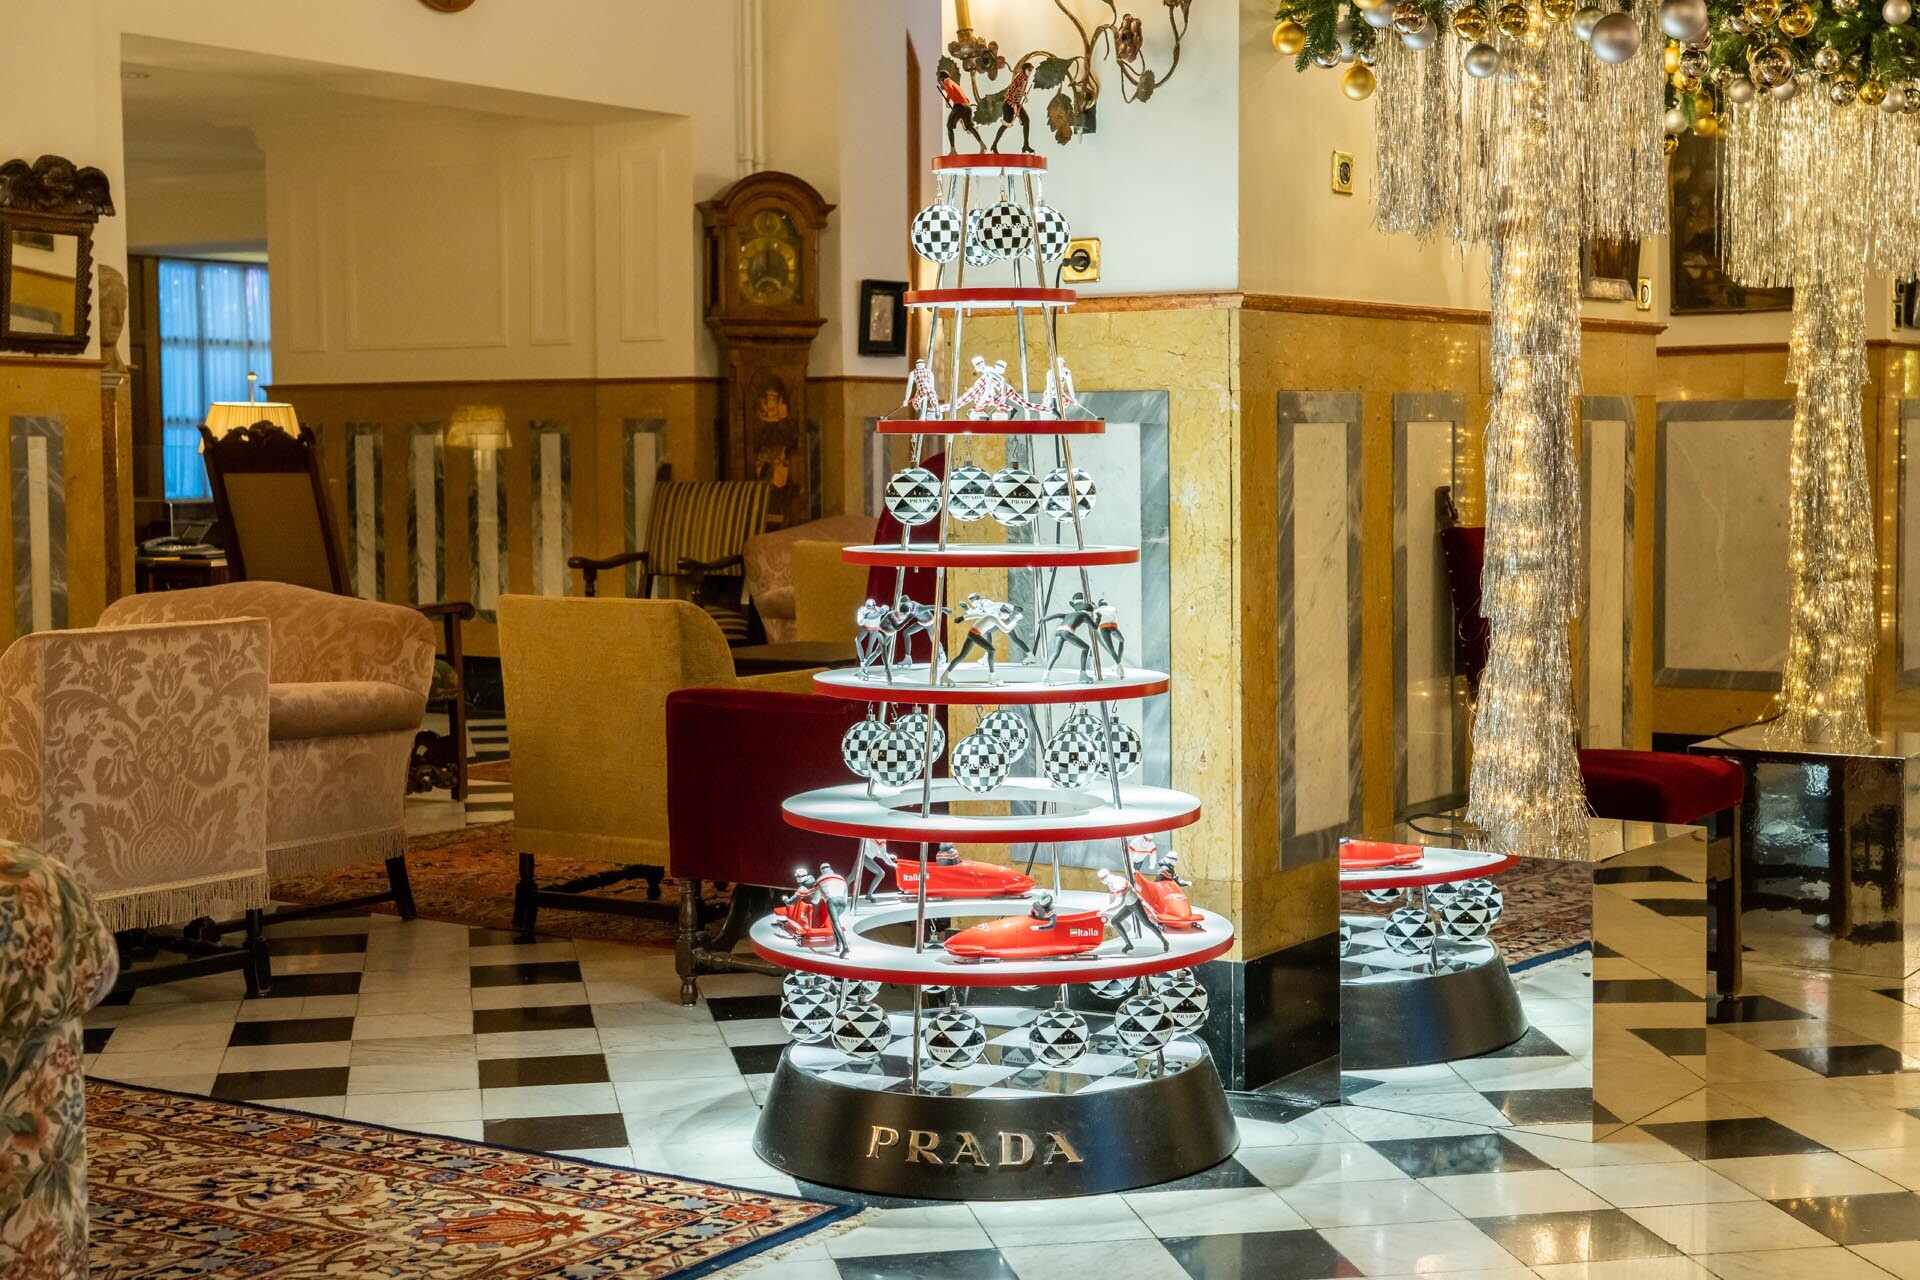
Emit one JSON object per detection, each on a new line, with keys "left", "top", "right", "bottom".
{"left": 568, "top": 473, "right": 771, "bottom": 644}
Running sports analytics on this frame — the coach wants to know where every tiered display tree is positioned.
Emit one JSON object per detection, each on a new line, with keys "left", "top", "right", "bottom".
{"left": 749, "top": 147, "right": 1238, "bottom": 1201}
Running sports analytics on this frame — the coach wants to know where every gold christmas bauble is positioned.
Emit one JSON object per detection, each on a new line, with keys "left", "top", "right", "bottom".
{"left": 1664, "top": 133, "right": 1680, "bottom": 154}
{"left": 1693, "top": 112, "right": 1723, "bottom": 136}
{"left": 1663, "top": 41, "right": 1682, "bottom": 73}
{"left": 1341, "top": 62, "right": 1379, "bottom": 100}
{"left": 1748, "top": 41, "right": 1794, "bottom": 86}
{"left": 1777, "top": 1, "right": 1816, "bottom": 33}
{"left": 1356, "top": 0, "right": 1389, "bottom": 9}
{"left": 1860, "top": 76, "right": 1889, "bottom": 104}
{"left": 1542, "top": 0, "right": 1578, "bottom": 19}
{"left": 1746, "top": 0, "right": 1782, "bottom": 23}
{"left": 1273, "top": 18, "right": 1307, "bottom": 54}
{"left": 1674, "top": 69, "right": 1702, "bottom": 90}
{"left": 1497, "top": 1, "right": 1532, "bottom": 36}
{"left": 1454, "top": 4, "right": 1491, "bottom": 38}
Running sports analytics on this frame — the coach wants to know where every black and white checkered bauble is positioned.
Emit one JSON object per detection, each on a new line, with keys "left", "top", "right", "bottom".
{"left": 951, "top": 732, "right": 1010, "bottom": 794}
{"left": 1043, "top": 727, "right": 1103, "bottom": 788}
{"left": 1085, "top": 977, "right": 1138, "bottom": 1001}
{"left": 841, "top": 718, "right": 888, "bottom": 778}
{"left": 1383, "top": 906, "right": 1437, "bottom": 956}
{"left": 948, "top": 463, "right": 993, "bottom": 522}
{"left": 885, "top": 466, "right": 942, "bottom": 527}
{"left": 1029, "top": 1005, "right": 1091, "bottom": 1067}
{"left": 831, "top": 1001, "right": 892, "bottom": 1059}
{"left": 1042, "top": 467, "right": 1097, "bottom": 521}
{"left": 1063, "top": 706, "right": 1103, "bottom": 736}
{"left": 1153, "top": 971, "right": 1209, "bottom": 1030}
{"left": 1034, "top": 204, "right": 1072, "bottom": 262}
{"left": 1339, "top": 919, "right": 1352, "bottom": 956}
{"left": 924, "top": 1005, "right": 987, "bottom": 1068}
{"left": 1462, "top": 878, "right": 1504, "bottom": 923}
{"left": 978, "top": 708, "right": 1031, "bottom": 760}
{"left": 974, "top": 199, "right": 1034, "bottom": 259}
{"left": 782, "top": 969, "right": 833, "bottom": 1004}
{"left": 1439, "top": 896, "right": 1495, "bottom": 941}
{"left": 780, "top": 987, "right": 835, "bottom": 1044}
{"left": 868, "top": 723, "right": 929, "bottom": 787}
{"left": 963, "top": 208, "right": 994, "bottom": 266}
{"left": 894, "top": 710, "right": 945, "bottom": 759}
{"left": 910, "top": 202, "right": 964, "bottom": 263}
{"left": 1096, "top": 718, "right": 1144, "bottom": 780}
{"left": 839, "top": 978, "right": 883, "bottom": 1002}
{"left": 1114, "top": 994, "right": 1179, "bottom": 1054}
{"left": 1424, "top": 881, "right": 1466, "bottom": 912}
{"left": 1362, "top": 887, "right": 1403, "bottom": 905}
{"left": 988, "top": 466, "right": 1043, "bottom": 526}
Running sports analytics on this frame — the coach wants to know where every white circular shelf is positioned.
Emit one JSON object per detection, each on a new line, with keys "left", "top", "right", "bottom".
{"left": 876, "top": 417, "right": 1106, "bottom": 437}
{"left": 783, "top": 777, "right": 1201, "bottom": 844}
{"left": 844, "top": 542, "right": 1137, "bottom": 569}
{"left": 931, "top": 153, "right": 1049, "bottom": 177}
{"left": 751, "top": 888, "right": 1233, "bottom": 988}
{"left": 814, "top": 665, "right": 1168, "bottom": 706}
{"left": 1338, "top": 844, "right": 1516, "bottom": 892}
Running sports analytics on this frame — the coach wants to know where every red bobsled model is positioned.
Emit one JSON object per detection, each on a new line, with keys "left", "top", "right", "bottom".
{"left": 941, "top": 898, "right": 1106, "bottom": 960}
{"left": 894, "top": 850, "right": 1036, "bottom": 900}
{"left": 1338, "top": 840, "right": 1426, "bottom": 871}
{"left": 1133, "top": 869, "right": 1203, "bottom": 929}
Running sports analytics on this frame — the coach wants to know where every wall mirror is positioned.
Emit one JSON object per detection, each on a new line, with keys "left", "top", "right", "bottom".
{"left": 0, "top": 156, "right": 115, "bottom": 356}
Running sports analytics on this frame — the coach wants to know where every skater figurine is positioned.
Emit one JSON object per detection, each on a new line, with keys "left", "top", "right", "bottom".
{"left": 1127, "top": 834, "right": 1174, "bottom": 878}
{"left": 944, "top": 592, "right": 1032, "bottom": 682}
{"left": 1099, "top": 869, "right": 1170, "bottom": 954}
{"left": 854, "top": 599, "right": 893, "bottom": 679}
{"left": 1041, "top": 591, "right": 1102, "bottom": 682}
{"left": 1034, "top": 357, "right": 1082, "bottom": 417}
{"left": 991, "top": 60, "right": 1037, "bottom": 154}
{"left": 852, "top": 838, "right": 897, "bottom": 903}
{"left": 953, "top": 356, "right": 1026, "bottom": 420}
{"left": 1093, "top": 596, "right": 1126, "bottom": 674}
{"left": 810, "top": 862, "right": 854, "bottom": 957}
{"left": 893, "top": 594, "right": 949, "bottom": 670}
{"left": 901, "top": 359, "right": 945, "bottom": 420}
{"left": 939, "top": 68, "right": 987, "bottom": 153}
{"left": 1154, "top": 849, "right": 1192, "bottom": 887}
{"left": 779, "top": 867, "right": 851, "bottom": 956}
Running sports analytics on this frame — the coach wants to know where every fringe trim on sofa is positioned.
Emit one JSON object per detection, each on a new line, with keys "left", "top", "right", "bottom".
{"left": 94, "top": 871, "right": 273, "bottom": 934}
{"left": 268, "top": 826, "right": 406, "bottom": 880}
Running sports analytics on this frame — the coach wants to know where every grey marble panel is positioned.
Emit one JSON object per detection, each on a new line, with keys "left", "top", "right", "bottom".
{"left": 345, "top": 422, "right": 383, "bottom": 602}
{"left": 467, "top": 441, "right": 509, "bottom": 622}
{"left": 1393, "top": 394, "right": 1466, "bottom": 820}
{"left": 1654, "top": 400, "right": 1793, "bottom": 690}
{"left": 531, "top": 422, "right": 572, "bottom": 598}
{"left": 1899, "top": 401, "right": 1920, "bottom": 686}
{"left": 1277, "top": 391, "right": 1363, "bottom": 870}
{"left": 9, "top": 416, "right": 64, "bottom": 635}
{"left": 407, "top": 424, "right": 446, "bottom": 608}
{"left": 622, "top": 418, "right": 667, "bottom": 598}
{"left": 1582, "top": 396, "right": 1636, "bottom": 746}
{"left": 862, "top": 416, "right": 885, "bottom": 517}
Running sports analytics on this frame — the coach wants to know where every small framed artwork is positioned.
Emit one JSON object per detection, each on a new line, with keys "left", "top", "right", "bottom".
{"left": 857, "top": 279, "right": 907, "bottom": 357}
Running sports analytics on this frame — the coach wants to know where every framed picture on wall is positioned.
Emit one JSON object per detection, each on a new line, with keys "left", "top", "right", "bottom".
{"left": 1668, "top": 133, "right": 1793, "bottom": 315}
{"left": 857, "top": 280, "right": 907, "bottom": 357}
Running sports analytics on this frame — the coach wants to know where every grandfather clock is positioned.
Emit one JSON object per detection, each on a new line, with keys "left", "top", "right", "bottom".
{"left": 700, "top": 171, "right": 833, "bottom": 529}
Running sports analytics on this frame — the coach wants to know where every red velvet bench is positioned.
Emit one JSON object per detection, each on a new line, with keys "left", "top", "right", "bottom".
{"left": 1578, "top": 747, "right": 1747, "bottom": 994}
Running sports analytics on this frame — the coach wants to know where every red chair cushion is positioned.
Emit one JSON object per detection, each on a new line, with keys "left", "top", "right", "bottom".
{"left": 1577, "top": 748, "right": 1745, "bottom": 825}
{"left": 1440, "top": 525, "right": 1489, "bottom": 694}
{"left": 666, "top": 687, "right": 864, "bottom": 888}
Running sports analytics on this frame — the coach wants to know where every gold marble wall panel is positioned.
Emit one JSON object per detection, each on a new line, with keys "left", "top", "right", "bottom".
{"left": 0, "top": 358, "right": 112, "bottom": 644}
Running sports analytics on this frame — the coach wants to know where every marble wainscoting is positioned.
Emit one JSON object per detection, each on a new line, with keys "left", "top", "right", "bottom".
{"left": 407, "top": 423, "right": 447, "bottom": 609}
{"left": 466, "top": 442, "right": 509, "bottom": 621}
{"left": 1581, "top": 396, "right": 1636, "bottom": 750}
{"left": 530, "top": 423, "right": 572, "bottom": 598}
{"left": 620, "top": 418, "right": 665, "bottom": 599}
{"left": 1653, "top": 400, "right": 1793, "bottom": 706}
{"left": 1392, "top": 394, "right": 1467, "bottom": 821}
{"left": 1276, "top": 391, "right": 1364, "bottom": 870}
{"left": 8, "top": 415, "right": 66, "bottom": 635}
{"left": 345, "top": 422, "right": 384, "bottom": 601}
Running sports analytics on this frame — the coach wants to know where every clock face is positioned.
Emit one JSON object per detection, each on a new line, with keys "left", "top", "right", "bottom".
{"left": 736, "top": 209, "right": 801, "bottom": 307}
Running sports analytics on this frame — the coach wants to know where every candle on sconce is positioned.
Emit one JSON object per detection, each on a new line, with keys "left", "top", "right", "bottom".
{"left": 954, "top": 0, "right": 973, "bottom": 33}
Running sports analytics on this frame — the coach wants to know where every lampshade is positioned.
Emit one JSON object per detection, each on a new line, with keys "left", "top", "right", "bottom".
{"left": 204, "top": 400, "right": 301, "bottom": 438}
{"left": 445, "top": 404, "right": 512, "bottom": 449}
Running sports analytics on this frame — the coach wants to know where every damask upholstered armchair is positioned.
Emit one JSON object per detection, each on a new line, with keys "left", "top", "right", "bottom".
{"left": 100, "top": 582, "right": 436, "bottom": 923}
{"left": 0, "top": 844, "right": 118, "bottom": 1279}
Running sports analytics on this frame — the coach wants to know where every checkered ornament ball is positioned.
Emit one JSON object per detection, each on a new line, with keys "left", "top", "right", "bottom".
{"left": 868, "top": 724, "right": 930, "bottom": 787}
{"left": 988, "top": 466, "right": 1043, "bottom": 527}
{"left": 1363, "top": 887, "right": 1403, "bottom": 905}
{"left": 1424, "top": 881, "right": 1466, "bottom": 912}
{"left": 1034, "top": 204, "right": 1072, "bottom": 262}
{"left": 924, "top": 1005, "right": 987, "bottom": 1069}
{"left": 974, "top": 199, "right": 1034, "bottom": 259}
{"left": 1154, "top": 970, "right": 1209, "bottom": 1030}
{"left": 782, "top": 969, "right": 833, "bottom": 1004}
{"left": 779, "top": 987, "right": 836, "bottom": 1044}
{"left": 1042, "top": 467, "right": 1097, "bottom": 521}
{"left": 894, "top": 711, "right": 945, "bottom": 760}
{"left": 1096, "top": 718, "right": 1144, "bottom": 780}
{"left": 1439, "top": 896, "right": 1495, "bottom": 941}
{"left": 1462, "top": 878, "right": 1504, "bottom": 923}
{"left": 1043, "top": 727, "right": 1104, "bottom": 788}
{"left": 885, "top": 466, "right": 943, "bottom": 527}
{"left": 1339, "top": 919, "right": 1352, "bottom": 956}
{"left": 950, "top": 732, "right": 1010, "bottom": 794}
{"left": 910, "top": 202, "right": 964, "bottom": 263}
{"left": 1085, "top": 977, "right": 1139, "bottom": 1001}
{"left": 1029, "top": 1005, "right": 1091, "bottom": 1067}
{"left": 963, "top": 209, "right": 994, "bottom": 267}
{"left": 830, "top": 1001, "right": 892, "bottom": 1060}
{"left": 1382, "top": 906, "right": 1438, "bottom": 956}
{"left": 948, "top": 463, "right": 994, "bottom": 522}
{"left": 1114, "top": 994, "right": 1179, "bottom": 1054}
{"left": 977, "top": 708, "right": 1032, "bottom": 760}
{"left": 841, "top": 718, "right": 888, "bottom": 778}
{"left": 839, "top": 978, "right": 883, "bottom": 1002}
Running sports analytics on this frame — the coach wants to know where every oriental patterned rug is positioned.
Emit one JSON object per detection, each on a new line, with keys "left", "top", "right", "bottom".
{"left": 84, "top": 1080, "right": 856, "bottom": 1278}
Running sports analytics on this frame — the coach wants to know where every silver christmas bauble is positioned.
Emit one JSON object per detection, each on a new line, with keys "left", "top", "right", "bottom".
{"left": 868, "top": 723, "right": 929, "bottom": 787}
{"left": 978, "top": 708, "right": 1032, "bottom": 760}
{"left": 1771, "top": 77, "right": 1800, "bottom": 99}
{"left": 884, "top": 466, "right": 942, "bottom": 527}
{"left": 1043, "top": 727, "right": 1103, "bottom": 788}
{"left": 1884, "top": 84, "right": 1908, "bottom": 111}
{"left": 948, "top": 463, "right": 994, "bottom": 522}
{"left": 1086, "top": 976, "right": 1138, "bottom": 1001}
{"left": 1313, "top": 48, "right": 1341, "bottom": 67}
{"left": 830, "top": 1000, "right": 892, "bottom": 1059}
{"left": 841, "top": 718, "right": 887, "bottom": 777}
{"left": 1813, "top": 45, "right": 1841, "bottom": 74}
{"left": 950, "top": 732, "right": 1010, "bottom": 794}
{"left": 1889, "top": 0, "right": 1914, "bottom": 23}
{"left": 1726, "top": 75, "right": 1757, "bottom": 103}
{"left": 1029, "top": 1005, "right": 1091, "bottom": 1067}
{"left": 1362, "top": 2, "right": 1397, "bottom": 26}
{"left": 988, "top": 466, "right": 1043, "bottom": 527}
{"left": 1903, "top": 78, "right": 1920, "bottom": 110}
{"left": 894, "top": 710, "right": 945, "bottom": 760}
{"left": 1659, "top": 0, "right": 1708, "bottom": 42}
{"left": 1835, "top": 0, "right": 1859, "bottom": 11}
{"left": 1392, "top": 2, "right": 1426, "bottom": 33}
{"left": 1399, "top": 15, "right": 1438, "bottom": 48}
{"left": 1572, "top": 5, "right": 1604, "bottom": 39}
{"left": 1114, "top": 995, "right": 1179, "bottom": 1053}
{"left": 1588, "top": 11, "right": 1641, "bottom": 62}
{"left": 923, "top": 1004, "right": 987, "bottom": 1068}
{"left": 780, "top": 987, "right": 836, "bottom": 1044}
{"left": 1041, "top": 467, "right": 1098, "bottom": 521}
{"left": 1464, "top": 42, "right": 1501, "bottom": 77}
{"left": 1677, "top": 46, "right": 1708, "bottom": 78}
{"left": 1729, "top": 10, "right": 1754, "bottom": 31}
{"left": 1383, "top": 906, "right": 1438, "bottom": 956}
{"left": 1665, "top": 107, "right": 1690, "bottom": 135}
{"left": 1830, "top": 76, "right": 1858, "bottom": 105}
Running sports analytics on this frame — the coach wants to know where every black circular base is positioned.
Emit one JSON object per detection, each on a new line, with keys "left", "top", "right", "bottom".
{"left": 1341, "top": 949, "right": 1528, "bottom": 1071}
{"left": 753, "top": 1049, "right": 1239, "bottom": 1201}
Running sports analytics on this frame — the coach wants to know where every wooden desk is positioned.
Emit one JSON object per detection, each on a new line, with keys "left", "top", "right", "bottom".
{"left": 134, "top": 555, "right": 230, "bottom": 593}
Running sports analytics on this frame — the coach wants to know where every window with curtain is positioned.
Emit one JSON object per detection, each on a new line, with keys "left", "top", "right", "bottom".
{"left": 158, "top": 260, "right": 272, "bottom": 501}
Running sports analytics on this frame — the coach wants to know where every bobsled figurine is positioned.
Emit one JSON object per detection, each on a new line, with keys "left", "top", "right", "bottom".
{"left": 941, "top": 890, "right": 1107, "bottom": 960}
{"left": 1100, "top": 868, "right": 1170, "bottom": 953}
{"left": 1126, "top": 836, "right": 1202, "bottom": 930}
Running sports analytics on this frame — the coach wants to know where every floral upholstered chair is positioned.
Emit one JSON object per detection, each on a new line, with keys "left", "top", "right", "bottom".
{"left": 0, "top": 845, "right": 120, "bottom": 1278}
